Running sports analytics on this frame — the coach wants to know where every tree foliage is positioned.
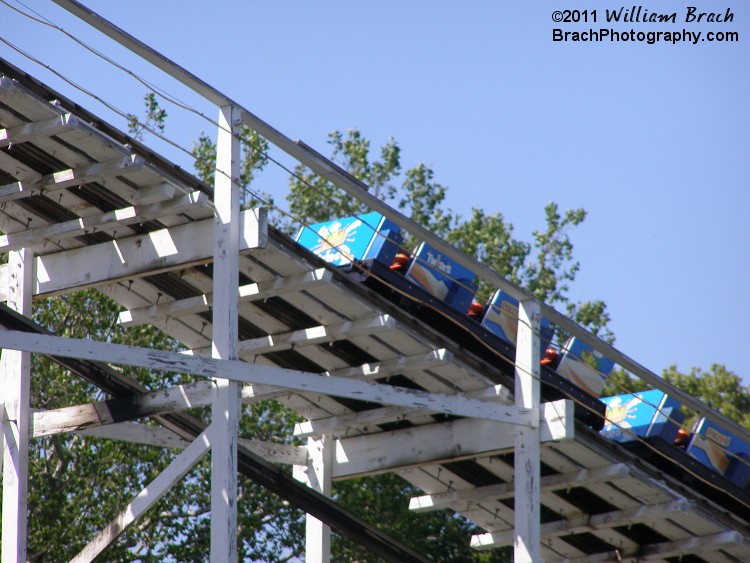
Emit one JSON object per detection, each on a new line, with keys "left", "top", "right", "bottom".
{"left": 193, "top": 126, "right": 273, "bottom": 210}
{"left": 663, "top": 364, "right": 750, "bottom": 428}
{"left": 127, "top": 93, "right": 167, "bottom": 142}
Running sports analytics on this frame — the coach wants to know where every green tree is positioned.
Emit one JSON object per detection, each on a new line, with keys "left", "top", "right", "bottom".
{"left": 127, "top": 93, "right": 167, "bottom": 142}
{"left": 663, "top": 364, "right": 750, "bottom": 428}
{"left": 286, "top": 129, "right": 402, "bottom": 228}
{"left": 193, "top": 126, "right": 273, "bottom": 210}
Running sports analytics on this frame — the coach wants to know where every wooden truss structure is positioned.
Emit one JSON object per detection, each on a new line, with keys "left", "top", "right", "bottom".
{"left": 2, "top": 2, "right": 750, "bottom": 561}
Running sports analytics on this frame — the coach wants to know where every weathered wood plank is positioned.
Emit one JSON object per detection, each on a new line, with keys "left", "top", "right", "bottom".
{"left": 0, "top": 330, "right": 541, "bottom": 426}
{"left": 34, "top": 207, "right": 267, "bottom": 296}
{"left": 0, "top": 113, "right": 79, "bottom": 147}
{"left": 471, "top": 500, "right": 693, "bottom": 550}
{"left": 119, "top": 268, "right": 332, "bottom": 327}
{"left": 0, "top": 155, "right": 144, "bottom": 203}
{"left": 0, "top": 190, "right": 209, "bottom": 253}
{"left": 31, "top": 380, "right": 216, "bottom": 437}
{"left": 410, "top": 463, "right": 631, "bottom": 513}
{"left": 332, "top": 400, "right": 573, "bottom": 479}
{"left": 1, "top": 248, "right": 33, "bottom": 562}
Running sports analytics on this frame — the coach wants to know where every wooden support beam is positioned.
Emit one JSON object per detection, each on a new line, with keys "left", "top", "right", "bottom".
{"left": 31, "top": 380, "right": 216, "bottom": 437}
{"left": 1, "top": 248, "right": 33, "bottom": 563}
{"left": 34, "top": 207, "right": 267, "bottom": 296}
{"left": 409, "top": 463, "right": 631, "bottom": 513}
{"left": 118, "top": 268, "right": 332, "bottom": 328}
{"left": 75, "top": 421, "right": 190, "bottom": 449}
{"left": 548, "top": 530, "right": 747, "bottom": 563}
{"left": 70, "top": 427, "right": 212, "bottom": 563}
{"left": 239, "top": 439, "right": 308, "bottom": 466}
{"left": 295, "top": 385, "right": 510, "bottom": 439}
{"left": 514, "top": 299, "right": 541, "bottom": 563}
{"left": 0, "top": 403, "right": 5, "bottom": 478}
{"left": 323, "top": 349, "right": 453, "bottom": 380}
{"left": 471, "top": 500, "right": 693, "bottom": 550}
{"left": 294, "top": 435, "right": 332, "bottom": 563}
{"left": 0, "top": 266, "right": 7, "bottom": 302}
{"left": 188, "top": 314, "right": 397, "bottom": 358}
{"left": 133, "top": 182, "right": 176, "bottom": 205}
{"left": 237, "top": 315, "right": 393, "bottom": 357}
{"left": 0, "top": 113, "right": 80, "bottom": 147}
{"left": 210, "top": 103, "right": 242, "bottom": 563}
{"left": 72, "top": 422, "right": 307, "bottom": 465}
{"left": 331, "top": 400, "right": 573, "bottom": 479}
{"left": 639, "top": 530, "right": 745, "bottom": 560}
{"left": 0, "top": 330, "right": 539, "bottom": 425}
{"left": 0, "top": 190, "right": 209, "bottom": 253}
{"left": 0, "top": 154, "right": 144, "bottom": 203}
{"left": 32, "top": 379, "right": 292, "bottom": 439}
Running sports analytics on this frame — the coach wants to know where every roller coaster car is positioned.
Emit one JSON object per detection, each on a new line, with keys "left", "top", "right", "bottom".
{"left": 600, "top": 389, "right": 684, "bottom": 444}
{"left": 295, "top": 213, "right": 607, "bottom": 429}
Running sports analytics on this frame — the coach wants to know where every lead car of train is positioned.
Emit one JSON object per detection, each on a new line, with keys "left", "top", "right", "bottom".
{"left": 295, "top": 211, "right": 750, "bottom": 519}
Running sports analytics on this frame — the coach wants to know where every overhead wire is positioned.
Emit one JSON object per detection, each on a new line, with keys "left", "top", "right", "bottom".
{"left": 2, "top": 0, "right": 216, "bottom": 125}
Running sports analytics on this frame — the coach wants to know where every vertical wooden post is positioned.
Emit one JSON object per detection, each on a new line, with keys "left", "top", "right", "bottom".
{"left": 211, "top": 104, "right": 242, "bottom": 562}
{"left": 303, "top": 435, "right": 332, "bottom": 563}
{"left": 514, "top": 299, "right": 541, "bottom": 562}
{"left": 1, "top": 248, "right": 33, "bottom": 563}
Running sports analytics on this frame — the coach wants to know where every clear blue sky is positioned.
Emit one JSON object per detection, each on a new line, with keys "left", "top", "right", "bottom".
{"left": 1, "top": 1, "right": 748, "bottom": 383}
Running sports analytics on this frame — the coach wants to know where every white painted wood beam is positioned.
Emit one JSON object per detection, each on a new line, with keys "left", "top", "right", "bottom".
{"left": 0, "top": 266, "right": 7, "bottom": 302}
{"left": 332, "top": 400, "right": 573, "bottom": 479}
{"left": 118, "top": 268, "right": 332, "bottom": 328}
{"left": 0, "top": 330, "right": 539, "bottom": 425}
{"left": 514, "top": 299, "right": 541, "bottom": 563}
{"left": 70, "top": 427, "right": 212, "bottom": 563}
{"left": 0, "top": 403, "right": 5, "bottom": 479}
{"left": 188, "top": 314, "right": 396, "bottom": 358}
{"left": 549, "top": 530, "right": 746, "bottom": 563}
{"left": 210, "top": 103, "right": 242, "bottom": 563}
{"left": 0, "top": 113, "right": 79, "bottom": 147}
{"left": 323, "top": 349, "right": 453, "bottom": 380}
{"left": 295, "top": 385, "right": 510, "bottom": 439}
{"left": 75, "top": 421, "right": 190, "bottom": 449}
{"left": 133, "top": 182, "right": 176, "bottom": 205}
{"left": 471, "top": 500, "right": 693, "bottom": 550}
{"left": 294, "top": 435, "right": 332, "bottom": 563}
{"left": 34, "top": 207, "right": 267, "bottom": 296}
{"left": 236, "top": 315, "right": 394, "bottom": 357}
{"left": 1, "top": 248, "right": 33, "bottom": 563}
{"left": 0, "top": 154, "right": 144, "bottom": 203}
{"left": 239, "top": 439, "right": 308, "bottom": 466}
{"left": 639, "top": 530, "right": 745, "bottom": 560}
{"left": 72, "top": 422, "right": 307, "bottom": 465}
{"left": 31, "top": 380, "right": 216, "bottom": 437}
{"left": 0, "top": 190, "right": 209, "bottom": 253}
{"left": 32, "top": 379, "right": 290, "bottom": 439}
{"left": 409, "top": 463, "right": 631, "bottom": 513}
